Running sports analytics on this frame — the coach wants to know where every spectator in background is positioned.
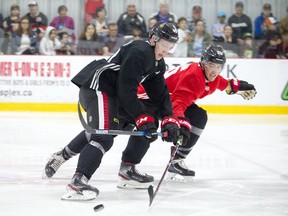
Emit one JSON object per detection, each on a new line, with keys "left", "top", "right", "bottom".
{"left": 151, "top": 0, "right": 177, "bottom": 26}
{"left": 117, "top": 3, "right": 147, "bottom": 39}
{"left": 2, "top": 4, "right": 21, "bottom": 54}
{"left": 0, "top": 13, "right": 4, "bottom": 53}
{"left": 84, "top": 0, "right": 104, "bottom": 24}
{"left": 187, "top": 5, "right": 206, "bottom": 33}
{"left": 11, "top": 16, "right": 37, "bottom": 55}
{"left": 258, "top": 17, "right": 283, "bottom": 59}
{"left": 212, "top": 11, "right": 226, "bottom": 42}
{"left": 279, "top": 6, "right": 288, "bottom": 53}
{"left": 56, "top": 32, "right": 76, "bottom": 55}
{"left": 102, "top": 22, "right": 125, "bottom": 56}
{"left": 284, "top": 43, "right": 288, "bottom": 58}
{"left": 148, "top": 17, "right": 157, "bottom": 31}
{"left": 215, "top": 24, "right": 240, "bottom": 58}
{"left": 25, "top": 1, "right": 48, "bottom": 34}
{"left": 145, "top": 17, "right": 158, "bottom": 38}
{"left": 0, "top": 13, "right": 3, "bottom": 29}
{"left": 77, "top": 23, "right": 103, "bottom": 55}
{"left": 173, "top": 17, "right": 189, "bottom": 57}
{"left": 239, "top": 32, "right": 258, "bottom": 58}
{"left": 228, "top": 1, "right": 252, "bottom": 44}
{"left": 91, "top": 5, "right": 109, "bottom": 39}
{"left": 131, "top": 28, "right": 144, "bottom": 41}
{"left": 39, "top": 26, "right": 62, "bottom": 55}
{"left": 50, "top": 5, "right": 76, "bottom": 44}
{"left": 254, "top": 3, "right": 277, "bottom": 40}
{"left": 35, "top": 26, "right": 45, "bottom": 54}
{"left": 187, "top": 20, "right": 212, "bottom": 57}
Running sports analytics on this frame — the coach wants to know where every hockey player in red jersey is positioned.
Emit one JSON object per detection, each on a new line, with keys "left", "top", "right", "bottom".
{"left": 136, "top": 44, "right": 257, "bottom": 181}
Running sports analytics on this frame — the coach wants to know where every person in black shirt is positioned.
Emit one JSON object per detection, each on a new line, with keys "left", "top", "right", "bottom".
{"left": 227, "top": 1, "right": 252, "bottom": 44}
{"left": 44, "top": 22, "right": 184, "bottom": 199}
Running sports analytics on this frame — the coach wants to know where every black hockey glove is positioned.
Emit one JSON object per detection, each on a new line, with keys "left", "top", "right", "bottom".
{"left": 161, "top": 116, "right": 180, "bottom": 143}
{"left": 226, "top": 79, "right": 257, "bottom": 100}
{"left": 135, "top": 114, "right": 158, "bottom": 142}
{"left": 176, "top": 117, "right": 191, "bottom": 146}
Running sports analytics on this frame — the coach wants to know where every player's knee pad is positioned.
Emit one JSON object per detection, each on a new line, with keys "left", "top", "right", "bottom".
{"left": 89, "top": 134, "right": 114, "bottom": 153}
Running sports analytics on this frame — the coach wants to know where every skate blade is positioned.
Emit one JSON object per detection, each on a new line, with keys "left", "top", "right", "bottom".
{"left": 166, "top": 172, "right": 194, "bottom": 182}
{"left": 117, "top": 179, "right": 153, "bottom": 189}
{"left": 61, "top": 189, "right": 97, "bottom": 201}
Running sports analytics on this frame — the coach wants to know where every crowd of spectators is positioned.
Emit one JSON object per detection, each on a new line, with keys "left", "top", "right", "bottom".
{"left": 0, "top": 0, "right": 288, "bottom": 59}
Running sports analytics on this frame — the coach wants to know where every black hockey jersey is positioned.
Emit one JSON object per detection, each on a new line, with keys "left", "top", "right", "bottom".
{"left": 72, "top": 40, "right": 173, "bottom": 119}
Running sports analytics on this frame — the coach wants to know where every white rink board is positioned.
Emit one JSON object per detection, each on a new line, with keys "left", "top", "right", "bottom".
{"left": 0, "top": 55, "right": 287, "bottom": 106}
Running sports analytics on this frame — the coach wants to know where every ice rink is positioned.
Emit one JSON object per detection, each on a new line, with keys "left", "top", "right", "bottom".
{"left": 0, "top": 112, "right": 287, "bottom": 216}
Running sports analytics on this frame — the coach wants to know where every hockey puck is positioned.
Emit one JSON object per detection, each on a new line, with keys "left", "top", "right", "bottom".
{"left": 93, "top": 204, "right": 104, "bottom": 212}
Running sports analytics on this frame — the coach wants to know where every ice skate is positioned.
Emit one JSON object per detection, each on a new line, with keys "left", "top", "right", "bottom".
{"left": 118, "top": 162, "right": 154, "bottom": 189}
{"left": 166, "top": 158, "right": 195, "bottom": 182}
{"left": 43, "top": 150, "right": 67, "bottom": 178}
{"left": 61, "top": 173, "right": 99, "bottom": 201}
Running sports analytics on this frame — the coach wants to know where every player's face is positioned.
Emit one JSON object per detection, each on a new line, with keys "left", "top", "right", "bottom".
{"left": 154, "top": 39, "right": 176, "bottom": 60}
{"left": 204, "top": 62, "right": 223, "bottom": 82}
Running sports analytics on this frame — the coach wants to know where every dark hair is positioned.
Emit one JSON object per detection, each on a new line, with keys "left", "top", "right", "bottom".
{"left": 79, "top": 23, "right": 98, "bottom": 41}
{"left": 16, "top": 16, "right": 32, "bottom": 36}
{"left": 95, "top": 5, "right": 105, "bottom": 17}
{"left": 177, "top": 17, "right": 187, "bottom": 24}
{"left": 58, "top": 5, "right": 67, "bottom": 14}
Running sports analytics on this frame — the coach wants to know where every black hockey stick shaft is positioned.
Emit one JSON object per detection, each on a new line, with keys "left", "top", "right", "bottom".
{"left": 148, "top": 136, "right": 183, "bottom": 206}
{"left": 78, "top": 102, "right": 165, "bottom": 137}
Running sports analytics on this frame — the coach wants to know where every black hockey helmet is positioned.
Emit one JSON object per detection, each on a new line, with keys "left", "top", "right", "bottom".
{"left": 149, "top": 21, "right": 179, "bottom": 43}
{"left": 201, "top": 44, "right": 226, "bottom": 65}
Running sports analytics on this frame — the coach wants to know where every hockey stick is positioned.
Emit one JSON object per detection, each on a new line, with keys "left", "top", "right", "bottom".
{"left": 148, "top": 136, "right": 183, "bottom": 206}
{"left": 77, "top": 102, "right": 165, "bottom": 137}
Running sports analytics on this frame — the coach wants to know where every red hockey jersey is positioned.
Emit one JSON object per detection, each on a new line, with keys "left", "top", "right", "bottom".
{"left": 137, "top": 62, "right": 228, "bottom": 117}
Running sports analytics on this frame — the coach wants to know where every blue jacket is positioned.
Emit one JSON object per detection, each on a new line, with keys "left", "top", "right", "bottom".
{"left": 254, "top": 12, "right": 276, "bottom": 39}
{"left": 11, "top": 31, "right": 37, "bottom": 54}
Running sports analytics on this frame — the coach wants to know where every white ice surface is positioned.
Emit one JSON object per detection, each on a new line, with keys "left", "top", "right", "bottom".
{"left": 0, "top": 112, "right": 288, "bottom": 216}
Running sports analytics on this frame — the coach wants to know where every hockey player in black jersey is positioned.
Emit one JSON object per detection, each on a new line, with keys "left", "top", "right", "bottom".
{"left": 44, "top": 22, "right": 182, "bottom": 199}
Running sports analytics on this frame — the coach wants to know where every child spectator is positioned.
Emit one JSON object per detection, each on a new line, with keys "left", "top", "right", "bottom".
{"left": 11, "top": 16, "right": 37, "bottom": 55}
{"left": 173, "top": 17, "right": 189, "bottom": 57}
{"left": 56, "top": 32, "right": 76, "bottom": 55}
{"left": 50, "top": 5, "right": 76, "bottom": 44}
{"left": 212, "top": 11, "right": 226, "bottom": 42}
{"left": 239, "top": 33, "right": 258, "bottom": 58}
{"left": 39, "top": 26, "right": 62, "bottom": 55}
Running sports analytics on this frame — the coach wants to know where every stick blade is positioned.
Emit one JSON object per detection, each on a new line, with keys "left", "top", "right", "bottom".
{"left": 148, "top": 185, "right": 154, "bottom": 206}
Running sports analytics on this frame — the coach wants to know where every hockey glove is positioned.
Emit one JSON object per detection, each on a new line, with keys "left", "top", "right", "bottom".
{"left": 161, "top": 116, "right": 180, "bottom": 143}
{"left": 135, "top": 114, "right": 158, "bottom": 142}
{"left": 176, "top": 117, "right": 191, "bottom": 146}
{"left": 226, "top": 79, "right": 257, "bottom": 100}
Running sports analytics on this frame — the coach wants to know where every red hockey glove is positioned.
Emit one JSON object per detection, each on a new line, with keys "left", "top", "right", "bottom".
{"left": 226, "top": 79, "right": 257, "bottom": 100}
{"left": 135, "top": 114, "right": 158, "bottom": 142}
{"left": 161, "top": 116, "right": 180, "bottom": 143}
{"left": 176, "top": 117, "right": 191, "bottom": 146}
